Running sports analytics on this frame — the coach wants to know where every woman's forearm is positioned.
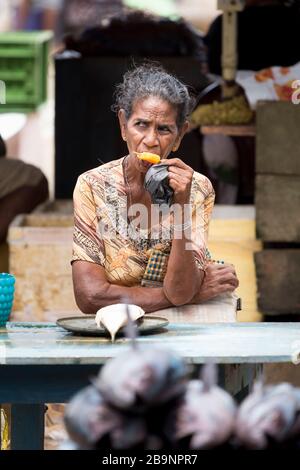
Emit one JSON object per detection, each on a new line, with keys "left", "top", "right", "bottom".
{"left": 77, "top": 281, "right": 173, "bottom": 314}
{"left": 72, "top": 261, "right": 173, "bottom": 314}
{"left": 163, "top": 235, "right": 203, "bottom": 306}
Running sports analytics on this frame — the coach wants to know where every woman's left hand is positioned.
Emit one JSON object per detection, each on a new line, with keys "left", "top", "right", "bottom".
{"left": 161, "top": 158, "right": 194, "bottom": 205}
{"left": 191, "top": 262, "right": 239, "bottom": 304}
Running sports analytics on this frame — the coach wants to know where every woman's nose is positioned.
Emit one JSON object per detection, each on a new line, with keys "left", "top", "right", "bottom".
{"left": 143, "top": 128, "right": 159, "bottom": 147}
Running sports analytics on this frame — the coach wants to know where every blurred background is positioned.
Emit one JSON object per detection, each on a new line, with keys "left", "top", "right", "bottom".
{"left": 1, "top": 0, "right": 300, "bottom": 449}
{"left": 0, "top": 0, "right": 222, "bottom": 199}
{"left": 1, "top": 0, "right": 300, "bottom": 324}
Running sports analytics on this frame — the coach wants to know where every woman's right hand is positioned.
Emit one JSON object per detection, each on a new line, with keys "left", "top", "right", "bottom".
{"left": 192, "top": 262, "right": 239, "bottom": 303}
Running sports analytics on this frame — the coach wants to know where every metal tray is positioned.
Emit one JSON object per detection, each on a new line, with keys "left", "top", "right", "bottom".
{"left": 56, "top": 315, "right": 169, "bottom": 337}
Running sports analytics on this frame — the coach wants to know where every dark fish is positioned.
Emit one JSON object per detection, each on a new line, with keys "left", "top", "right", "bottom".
{"left": 94, "top": 348, "right": 188, "bottom": 412}
{"left": 64, "top": 385, "right": 146, "bottom": 449}
{"left": 165, "top": 363, "right": 237, "bottom": 449}
{"left": 235, "top": 382, "right": 300, "bottom": 449}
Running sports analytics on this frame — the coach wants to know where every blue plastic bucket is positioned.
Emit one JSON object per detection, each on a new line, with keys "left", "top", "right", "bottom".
{"left": 0, "top": 273, "right": 15, "bottom": 326}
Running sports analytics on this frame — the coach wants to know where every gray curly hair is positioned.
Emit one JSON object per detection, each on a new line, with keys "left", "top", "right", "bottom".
{"left": 111, "top": 63, "right": 195, "bottom": 129}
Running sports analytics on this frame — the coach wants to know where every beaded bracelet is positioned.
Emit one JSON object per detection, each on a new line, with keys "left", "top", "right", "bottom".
{"left": 210, "top": 259, "right": 225, "bottom": 265}
{"left": 205, "top": 248, "right": 224, "bottom": 265}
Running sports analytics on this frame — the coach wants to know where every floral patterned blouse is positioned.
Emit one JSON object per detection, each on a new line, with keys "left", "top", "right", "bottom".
{"left": 72, "top": 157, "right": 215, "bottom": 287}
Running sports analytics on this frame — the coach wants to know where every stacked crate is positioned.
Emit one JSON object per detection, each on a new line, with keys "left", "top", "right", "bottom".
{"left": 8, "top": 200, "right": 76, "bottom": 321}
{"left": 0, "top": 31, "right": 52, "bottom": 113}
{"left": 255, "top": 101, "right": 300, "bottom": 316}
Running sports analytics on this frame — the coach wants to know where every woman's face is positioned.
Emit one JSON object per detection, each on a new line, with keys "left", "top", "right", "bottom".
{"left": 118, "top": 96, "right": 188, "bottom": 173}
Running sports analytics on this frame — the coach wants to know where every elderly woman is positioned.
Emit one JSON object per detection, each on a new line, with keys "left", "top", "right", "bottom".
{"left": 72, "top": 64, "right": 238, "bottom": 313}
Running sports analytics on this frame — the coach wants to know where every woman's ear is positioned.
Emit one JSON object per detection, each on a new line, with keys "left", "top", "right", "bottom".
{"left": 118, "top": 109, "right": 127, "bottom": 141}
{"left": 173, "top": 121, "right": 190, "bottom": 151}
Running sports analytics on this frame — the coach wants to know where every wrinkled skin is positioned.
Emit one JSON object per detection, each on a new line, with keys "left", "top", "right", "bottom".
{"left": 64, "top": 385, "right": 146, "bottom": 449}
{"left": 165, "top": 364, "right": 237, "bottom": 449}
{"left": 95, "top": 348, "right": 188, "bottom": 411}
{"left": 235, "top": 382, "right": 300, "bottom": 449}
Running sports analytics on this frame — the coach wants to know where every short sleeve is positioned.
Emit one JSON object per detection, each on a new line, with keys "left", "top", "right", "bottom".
{"left": 189, "top": 176, "right": 215, "bottom": 271}
{"left": 71, "top": 174, "right": 105, "bottom": 266}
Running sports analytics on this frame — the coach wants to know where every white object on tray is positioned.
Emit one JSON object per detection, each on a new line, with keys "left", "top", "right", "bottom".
{"left": 95, "top": 303, "right": 145, "bottom": 342}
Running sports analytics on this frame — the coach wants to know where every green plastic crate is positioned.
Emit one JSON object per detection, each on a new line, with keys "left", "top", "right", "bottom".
{"left": 0, "top": 31, "right": 53, "bottom": 113}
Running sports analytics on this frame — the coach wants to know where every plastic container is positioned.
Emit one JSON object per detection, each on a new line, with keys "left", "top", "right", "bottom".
{"left": 0, "top": 31, "right": 53, "bottom": 113}
{"left": 0, "top": 273, "right": 15, "bottom": 326}
{"left": 8, "top": 202, "right": 76, "bottom": 320}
